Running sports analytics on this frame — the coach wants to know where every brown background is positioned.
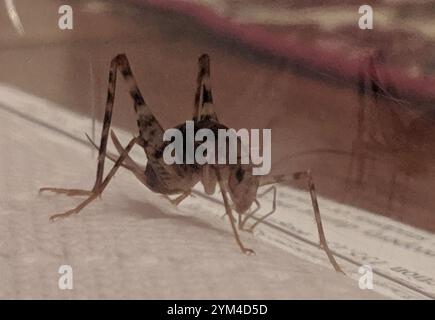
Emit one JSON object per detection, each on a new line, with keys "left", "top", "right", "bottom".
{"left": 1, "top": 0, "right": 435, "bottom": 232}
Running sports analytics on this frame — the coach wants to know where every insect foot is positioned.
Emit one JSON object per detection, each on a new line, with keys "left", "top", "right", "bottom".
{"left": 243, "top": 248, "right": 256, "bottom": 256}
{"left": 49, "top": 208, "right": 78, "bottom": 222}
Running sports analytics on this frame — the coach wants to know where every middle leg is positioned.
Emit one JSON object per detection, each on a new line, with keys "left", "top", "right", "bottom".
{"left": 239, "top": 186, "right": 277, "bottom": 232}
{"left": 260, "top": 170, "right": 344, "bottom": 273}
{"left": 48, "top": 136, "right": 139, "bottom": 221}
{"left": 214, "top": 166, "right": 255, "bottom": 255}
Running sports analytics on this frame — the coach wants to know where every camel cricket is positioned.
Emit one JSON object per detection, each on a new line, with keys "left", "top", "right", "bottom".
{"left": 39, "top": 53, "right": 343, "bottom": 273}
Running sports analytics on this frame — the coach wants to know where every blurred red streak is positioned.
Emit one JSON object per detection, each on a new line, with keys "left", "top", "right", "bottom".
{"left": 131, "top": 0, "right": 435, "bottom": 105}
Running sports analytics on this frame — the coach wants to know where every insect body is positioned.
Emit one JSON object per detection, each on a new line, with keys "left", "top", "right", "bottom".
{"left": 40, "top": 54, "right": 343, "bottom": 272}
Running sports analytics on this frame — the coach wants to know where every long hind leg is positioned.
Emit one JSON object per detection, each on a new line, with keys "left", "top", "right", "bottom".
{"left": 194, "top": 53, "right": 219, "bottom": 195}
{"left": 193, "top": 53, "right": 218, "bottom": 122}
{"left": 86, "top": 130, "right": 148, "bottom": 184}
{"left": 260, "top": 171, "right": 344, "bottom": 273}
{"left": 98, "top": 130, "right": 194, "bottom": 206}
{"left": 40, "top": 54, "right": 163, "bottom": 197}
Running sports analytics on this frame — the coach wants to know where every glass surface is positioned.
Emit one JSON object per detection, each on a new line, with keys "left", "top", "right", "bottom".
{"left": 1, "top": 0, "right": 434, "bottom": 299}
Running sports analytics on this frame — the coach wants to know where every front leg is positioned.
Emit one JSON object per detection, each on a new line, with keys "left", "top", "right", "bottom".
{"left": 239, "top": 186, "right": 277, "bottom": 232}
{"left": 214, "top": 167, "right": 255, "bottom": 255}
{"left": 162, "top": 191, "right": 192, "bottom": 206}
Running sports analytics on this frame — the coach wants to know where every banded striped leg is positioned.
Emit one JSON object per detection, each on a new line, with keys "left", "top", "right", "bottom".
{"left": 89, "top": 129, "right": 194, "bottom": 208}
{"left": 262, "top": 170, "right": 344, "bottom": 273}
{"left": 193, "top": 53, "right": 217, "bottom": 122}
{"left": 214, "top": 166, "right": 255, "bottom": 255}
{"left": 87, "top": 130, "right": 193, "bottom": 207}
{"left": 48, "top": 137, "right": 139, "bottom": 221}
{"left": 40, "top": 54, "right": 163, "bottom": 197}
{"left": 193, "top": 54, "right": 219, "bottom": 196}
